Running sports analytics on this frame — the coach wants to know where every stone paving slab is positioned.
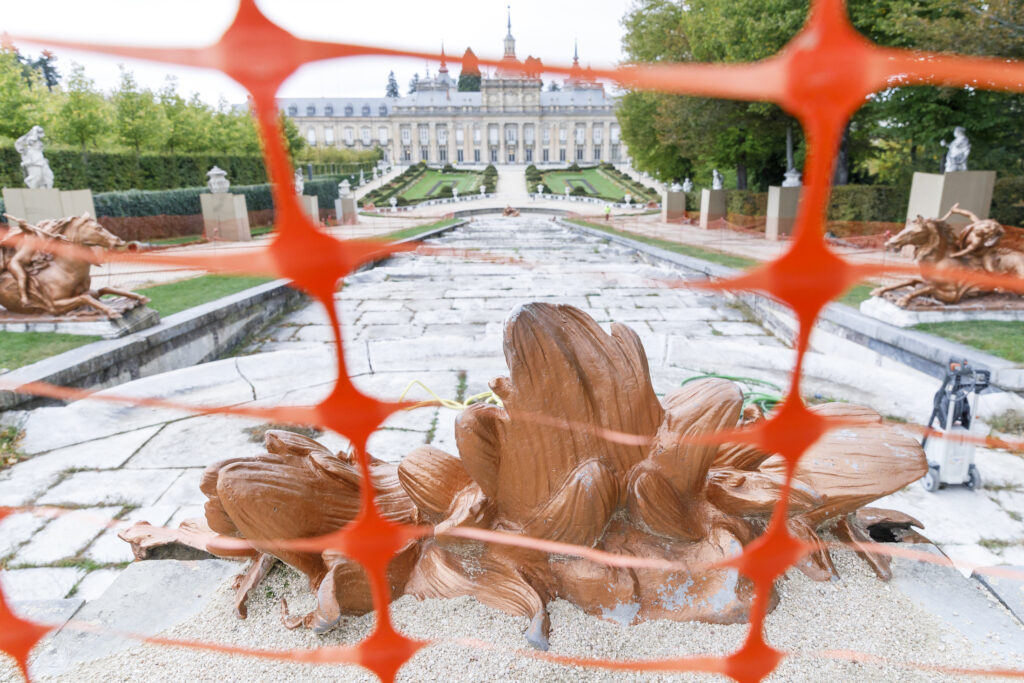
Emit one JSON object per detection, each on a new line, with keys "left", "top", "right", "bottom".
{"left": 37, "top": 470, "right": 183, "bottom": 508}
{"left": 126, "top": 415, "right": 262, "bottom": 469}
{"left": 0, "top": 567, "right": 84, "bottom": 601}
{"left": 8, "top": 598, "right": 83, "bottom": 630}
{"left": 12, "top": 507, "right": 120, "bottom": 567}
{"left": 974, "top": 566, "right": 1024, "bottom": 626}
{"left": 85, "top": 505, "right": 178, "bottom": 565}
{"left": 27, "top": 559, "right": 238, "bottom": 680}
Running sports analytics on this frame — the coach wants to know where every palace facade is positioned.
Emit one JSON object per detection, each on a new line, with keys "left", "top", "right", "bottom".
{"left": 277, "top": 16, "right": 624, "bottom": 166}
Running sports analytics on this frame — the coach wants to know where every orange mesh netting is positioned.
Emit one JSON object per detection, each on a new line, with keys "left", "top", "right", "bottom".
{"left": 2, "top": 0, "right": 1024, "bottom": 680}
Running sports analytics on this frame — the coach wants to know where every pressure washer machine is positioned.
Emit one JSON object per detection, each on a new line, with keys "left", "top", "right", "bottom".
{"left": 920, "top": 359, "right": 989, "bottom": 492}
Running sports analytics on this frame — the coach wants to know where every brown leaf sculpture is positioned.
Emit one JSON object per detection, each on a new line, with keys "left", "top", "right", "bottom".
{"left": 137, "top": 303, "right": 928, "bottom": 649}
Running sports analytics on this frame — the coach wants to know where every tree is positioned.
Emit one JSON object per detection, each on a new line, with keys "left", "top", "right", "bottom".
{"left": 53, "top": 62, "right": 107, "bottom": 154}
{"left": 0, "top": 46, "right": 34, "bottom": 139}
{"left": 386, "top": 70, "right": 400, "bottom": 98}
{"left": 158, "top": 76, "right": 192, "bottom": 154}
{"left": 112, "top": 66, "right": 164, "bottom": 155}
{"left": 457, "top": 47, "right": 481, "bottom": 91}
{"left": 32, "top": 50, "right": 59, "bottom": 91}
{"left": 279, "top": 110, "right": 305, "bottom": 160}
{"left": 408, "top": 73, "right": 420, "bottom": 95}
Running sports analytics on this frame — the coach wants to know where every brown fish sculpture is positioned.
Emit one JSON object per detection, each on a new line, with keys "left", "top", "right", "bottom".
{"left": 123, "top": 302, "right": 927, "bottom": 649}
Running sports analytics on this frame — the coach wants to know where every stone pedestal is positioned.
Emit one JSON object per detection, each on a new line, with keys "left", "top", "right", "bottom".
{"left": 699, "top": 189, "right": 726, "bottom": 229}
{"left": 2, "top": 188, "right": 96, "bottom": 224}
{"left": 297, "top": 195, "right": 319, "bottom": 223}
{"left": 334, "top": 197, "right": 357, "bottom": 225}
{"left": 200, "top": 193, "right": 251, "bottom": 242}
{"left": 765, "top": 186, "right": 801, "bottom": 241}
{"left": 661, "top": 190, "right": 686, "bottom": 222}
{"left": 905, "top": 170, "right": 996, "bottom": 228}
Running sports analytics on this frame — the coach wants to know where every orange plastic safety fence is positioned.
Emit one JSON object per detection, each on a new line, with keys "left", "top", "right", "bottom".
{"left": 2, "top": 0, "right": 1024, "bottom": 681}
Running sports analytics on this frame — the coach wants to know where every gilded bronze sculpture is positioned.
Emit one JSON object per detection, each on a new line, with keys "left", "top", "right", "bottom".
{"left": 873, "top": 204, "right": 1024, "bottom": 307}
{"left": 122, "top": 303, "right": 926, "bottom": 649}
{"left": 0, "top": 214, "right": 149, "bottom": 318}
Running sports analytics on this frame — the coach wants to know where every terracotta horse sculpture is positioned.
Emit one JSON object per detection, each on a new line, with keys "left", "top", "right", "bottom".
{"left": 872, "top": 206, "right": 1024, "bottom": 307}
{"left": 0, "top": 214, "right": 148, "bottom": 318}
{"left": 123, "top": 303, "right": 927, "bottom": 649}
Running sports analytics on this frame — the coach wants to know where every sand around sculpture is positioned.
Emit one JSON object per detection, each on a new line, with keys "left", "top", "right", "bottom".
{"left": 122, "top": 302, "right": 928, "bottom": 650}
{"left": 873, "top": 204, "right": 1024, "bottom": 308}
{"left": 0, "top": 213, "right": 149, "bottom": 319}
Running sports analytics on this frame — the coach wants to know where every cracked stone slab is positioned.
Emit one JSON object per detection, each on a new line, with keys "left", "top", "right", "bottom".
{"left": 27, "top": 559, "right": 238, "bottom": 679}
{"left": 37, "top": 470, "right": 183, "bottom": 508}
{"left": 973, "top": 566, "right": 1024, "bottom": 625}
{"left": 1, "top": 567, "right": 84, "bottom": 602}
{"left": 0, "top": 511, "right": 49, "bottom": 559}
{"left": 12, "top": 507, "right": 121, "bottom": 566}
{"left": 126, "top": 415, "right": 262, "bottom": 469}
{"left": 8, "top": 598, "right": 83, "bottom": 631}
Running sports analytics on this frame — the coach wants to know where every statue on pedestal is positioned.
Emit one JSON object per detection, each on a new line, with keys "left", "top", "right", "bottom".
{"left": 669, "top": 180, "right": 682, "bottom": 192}
{"left": 942, "top": 127, "right": 970, "bottom": 173}
{"left": 873, "top": 203, "right": 1024, "bottom": 306}
{"left": 15, "top": 126, "right": 54, "bottom": 190}
{"left": 0, "top": 214, "right": 148, "bottom": 318}
{"left": 682, "top": 177, "right": 693, "bottom": 193}
{"left": 294, "top": 169, "right": 305, "bottom": 196}
{"left": 712, "top": 169, "right": 724, "bottom": 190}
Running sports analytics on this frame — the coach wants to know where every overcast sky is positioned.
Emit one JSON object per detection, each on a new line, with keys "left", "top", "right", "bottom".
{"left": 0, "top": 0, "right": 635, "bottom": 104}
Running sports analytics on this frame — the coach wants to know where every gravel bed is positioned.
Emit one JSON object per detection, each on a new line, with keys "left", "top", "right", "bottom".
{"left": 1, "top": 551, "right": 1019, "bottom": 682}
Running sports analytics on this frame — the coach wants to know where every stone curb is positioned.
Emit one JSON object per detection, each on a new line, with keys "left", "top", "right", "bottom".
{"left": 0, "top": 220, "right": 466, "bottom": 411}
{"left": 560, "top": 219, "right": 1022, "bottom": 392}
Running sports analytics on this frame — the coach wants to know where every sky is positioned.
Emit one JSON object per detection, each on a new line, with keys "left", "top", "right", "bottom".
{"left": 0, "top": 0, "right": 635, "bottom": 105}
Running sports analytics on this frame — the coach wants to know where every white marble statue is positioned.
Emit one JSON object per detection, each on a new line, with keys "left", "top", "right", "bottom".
{"left": 942, "top": 126, "right": 970, "bottom": 172}
{"left": 207, "top": 166, "right": 230, "bottom": 194}
{"left": 712, "top": 169, "right": 724, "bottom": 190}
{"left": 294, "top": 169, "right": 305, "bottom": 195}
{"left": 537, "top": 183, "right": 544, "bottom": 195}
{"left": 359, "top": 169, "right": 365, "bottom": 186}
{"left": 669, "top": 181, "right": 682, "bottom": 193}
{"left": 782, "top": 168, "right": 802, "bottom": 187}
{"left": 338, "top": 179, "right": 351, "bottom": 198}
{"left": 682, "top": 177, "right": 693, "bottom": 193}
{"left": 15, "top": 125, "right": 54, "bottom": 189}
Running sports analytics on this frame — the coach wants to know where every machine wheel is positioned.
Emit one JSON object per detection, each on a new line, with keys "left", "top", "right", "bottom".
{"left": 922, "top": 466, "right": 941, "bottom": 493}
{"left": 966, "top": 464, "right": 982, "bottom": 490}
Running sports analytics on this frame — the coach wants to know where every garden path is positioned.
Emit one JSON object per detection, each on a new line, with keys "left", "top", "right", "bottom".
{"left": 2, "top": 214, "right": 1021, "bottom": 616}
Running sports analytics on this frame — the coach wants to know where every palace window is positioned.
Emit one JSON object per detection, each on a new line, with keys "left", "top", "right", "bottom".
{"left": 524, "top": 124, "right": 535, "bottom": 145}
{"left": 418, "top": 125, "right": 429, "bottom": 145}
{"left": 542, "top": 148, "right": 549, "bottom": 162}
{"left": 437, "top": 126, "right": 448, "bottom": 145}
{"left": 559, "top": 148, "right": 566, "bottom": 162}
{"left": 379, "top": 104, "right": 388, "bottom": 116}
{"left": 288, "top": 105, "right": 298, "bottom": 116}
{"left": 306, "top": 127, "right": 316, "bottom": 146}
{"left": 488, "top": 124, "right": 499, "bottom": 145}
{"left": 362, "top": 104, "right": 371, "bottom": 116}
{"left": 611, "top": 144, "right": 620, "bottom": 161}
{"left": 559, "top": 125, "right": 567, "bottom": 142}
{"left": 324, "top": 128, "right": 335, "bottom": 145}
{"left": 525, "top": 148, "right": 533, "bottom": 162}
{"left": 420, "top": 148, "right": 429, "bottom": 161}
{"left": 593, "top": 126, "right": 603, "bottom": 144}
{"left": 306, "top": 105, "right": 316, "bottom": 116}
{"left": 344, "top": 127, "right": 355, "bottom": 146}
{"left": 593, "top": 148, "right": 601, "bottom": 161}
{"left": 474, "top": 149, "right": 481, "bottom": 162}
{"left": 324, "top": 105, "right": 334, "bottom": 116}
{"left": 457, "top": 149, "right": 464, "bottom": 163}
{"left": 541, "top": 127, "right": 550, "bottom": 144}
{"left": 490, "top": 148, "right": 498, "bottom": 162}
{"left": 344, "top": 104, "right": 354, "bottom": 116}
{"left": 455, "top": 127, "right": 464, "bottom": 144}
{"left": 402, "top": 147, "right": 411, "bottom": 161}
{"left": 473, "top": 125, "right": 481, "bottom": 144}
{"left": 507, "top": 151, "right": 516, "bottom": 163}
{"left": 361, "top": 127, "right": 371, "bottom": 145}
{"left": 378, "top": 126, "right": 389, "bottom": 145}
{"left": 576, "top": 147, "right": 584, "bottom": 160}
{"left": 505, "top": 124, "right": 517, "bottom": 144}
{"left": 400, "top": 127, "right": 411, "bottom": 145}
{"left": 439, "top": 148, "right": 447, "bottom": 162}
{"left": 575, "top": 125, "right": 586, "bottom": 145}
{"left": 610, "top": 124, "right": 621, "bottom": 144}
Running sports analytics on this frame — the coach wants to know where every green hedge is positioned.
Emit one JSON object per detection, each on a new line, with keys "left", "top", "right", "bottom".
{"left": 827, "top": 185, "right": 908, "bottom": 222}
{"left": 91, "top": 176, "right": 345, "bottom": 217}
{"left": 993, "top": 176, "right": 1024, "bottom": 227}
{"left": 0, "top": 147, "right": 269, "bottom": 192}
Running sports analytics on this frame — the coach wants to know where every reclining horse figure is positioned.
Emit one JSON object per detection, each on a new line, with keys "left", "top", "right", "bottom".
{"left": 872, "top": 206, "right": 1024, "bottom": 307}
{"left": 0, "top": 214, "right": 148, "bottom": 318}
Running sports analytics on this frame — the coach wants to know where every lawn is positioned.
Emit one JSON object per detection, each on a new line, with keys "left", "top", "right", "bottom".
{"left": 401, "top": 170, "right": 481, "bottom": 201}
{"left": 138, "top": 274, "right": 275, "bottom": 317}
{"left": 913, "top": 320, "right": 1024, "bottom": 363}
{"left": 147, "top": 225, "right": 275, "bottom": 247}
{"left": 566, "top": 218, "right": 757, "bottom": 270}
{"left": 542, "top": 168, "right": 624, "bottom": 199}
{"left": 0, "top": 331, "right": 102, "bottom": 371}
{"left": 837, "top": 283, "right": 874, "bottom": 308}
